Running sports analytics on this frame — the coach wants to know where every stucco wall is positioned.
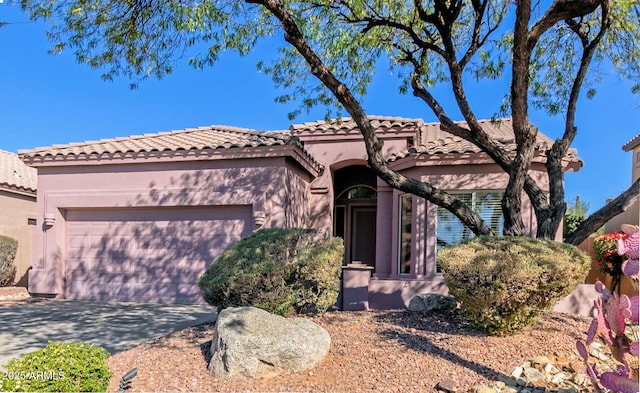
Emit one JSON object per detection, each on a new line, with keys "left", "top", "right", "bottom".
{"left": 0, "top": 190, "right": 36, "bottom": 286}
{"left": 605, "top": 144, "right": 640, "bottom": 231}
{"left": 632, "top": 144, "right": 640, "bottom": 183}
{"left": 29, "top": 157, "right": 313, "bottom": 297}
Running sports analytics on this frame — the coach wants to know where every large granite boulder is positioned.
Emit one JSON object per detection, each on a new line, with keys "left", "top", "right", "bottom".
{"left": 208, "top": 306, "right": 331, "bottom": 379}
{"left": 408, "top": 293, "right": 457, "bottom": 313}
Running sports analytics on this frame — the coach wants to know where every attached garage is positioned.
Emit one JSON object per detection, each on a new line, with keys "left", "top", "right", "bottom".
{"left": 65, "top": 206, "right": 252, "bottom": 303}
{"left": 20, "top": 125, "right": 321, "bottom": 303}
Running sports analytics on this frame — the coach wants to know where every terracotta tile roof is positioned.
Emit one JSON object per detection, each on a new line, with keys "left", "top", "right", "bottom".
{"left": 0, "top": 149, "right": 37, "bottom": 194}
{"left": 388, "top": 118, "right": 581, "bottom": 162}
{"left": 290, "top": 115, "right": 422, "bottom": 134}
{"left": 622, "top": 133, "right": 640, "bottom": 152}
{"left": 18, "top": 117, "right": 580, "bottom": 170}
{"left": 19, "top": 126, "right": 321, "bottom": 170}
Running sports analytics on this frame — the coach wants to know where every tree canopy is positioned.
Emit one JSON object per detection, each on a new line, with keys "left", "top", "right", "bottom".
{"left": 19, "top": 0, "right": 640, "bottom": 244}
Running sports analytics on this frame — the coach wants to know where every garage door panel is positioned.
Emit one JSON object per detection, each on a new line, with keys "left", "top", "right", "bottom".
{"left": 65, "top": 206, "right": 252, "bottom": 303}
{"left": 67, "top": 281, "right": 196, "bottom": 303}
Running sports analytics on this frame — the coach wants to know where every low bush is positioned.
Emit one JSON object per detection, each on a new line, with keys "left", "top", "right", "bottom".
{"left": 199, "top": 228, "right": 344, "bottom": 315}
{"left": 0, "top": 235, "right": 18, "bottom": 286}
{"left": 0, "top": 341, "right": 112, "bottom": 392}
{"left": 438, "top": 236, "right": 590, "bottom": 335}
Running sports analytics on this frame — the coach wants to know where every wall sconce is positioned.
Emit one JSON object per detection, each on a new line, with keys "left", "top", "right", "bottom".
{"left": 253, "top": 211, "right": 266, "bottom": 228}
{"left": 43, "top": 213, "right": 56, "bottom": 228}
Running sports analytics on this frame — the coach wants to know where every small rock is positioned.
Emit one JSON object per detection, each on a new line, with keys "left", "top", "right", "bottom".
{"left": 588, "top": 346, "right": 609, "bottom": 361}
{"left": 473, "top": 385, "right": 497, "bottom": 393}
{"left": 544, "top": 363, "right": 559, "bottom": 374}
{"left": 495, "top": 381, "right": 506, "bottom": 389}
{"left": 436, "top": 379, "right": 458, "bottom": 393}
{"left": 408, "top": 293, "right": 457, "bottom": 313}
{"left": 516, "top": 378, "right": 528, "bottom": 387}
{"left": 551, "top": 373, "right": 567, "bottom": 385}
{"left": 532, "top": 388, "right": 547, "bottom": 393}
{"left": 511, "top": 366, "right": 524, "bottom": 379}
{"left": 571, "top": 373, "right": 589, "bottom": 386}
{"left": 520, "top": 389, "right": 532, "bottom": 393}
{"left": 503, "top": 387, "right": 519, "bottom": 393}
{"left": 568, "top": 362, "right": 585, "bottom": 374}
{"left": 524, "top": 367, "right": 546, "bottom": 383}
{"left": 530, "top": 356, "right": 551, "bottom": 366}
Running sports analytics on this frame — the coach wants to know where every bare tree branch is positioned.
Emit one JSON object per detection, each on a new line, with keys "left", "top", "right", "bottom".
{"left": 528, "top": 0, "right": 605, "bottom": 48}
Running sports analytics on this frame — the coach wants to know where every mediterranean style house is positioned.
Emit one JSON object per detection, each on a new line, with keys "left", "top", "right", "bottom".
{"left": 19, "top": 117, "right": 582, "bottom": 308}
{"left": 0, "top": 149, "right": 37, "bottom": 286}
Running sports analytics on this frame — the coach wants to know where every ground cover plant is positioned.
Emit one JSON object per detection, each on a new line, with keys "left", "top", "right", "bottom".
{"left": 199, "top": 228, "right": 343, "bottom": 315}
{"left": 0, "top": 341, "right": 112, "bottom": 392}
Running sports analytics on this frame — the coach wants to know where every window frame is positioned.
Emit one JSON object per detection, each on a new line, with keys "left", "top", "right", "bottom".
{"left": 434, "top": 191, "right": 504, "bottom": 273}
{"left": 397, "top": 193, "right": 413, "bottom": 275}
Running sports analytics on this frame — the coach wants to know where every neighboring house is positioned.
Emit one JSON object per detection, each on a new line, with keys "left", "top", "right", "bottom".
{"left": 19, "top": 117, "right": 582, "bottom": 307}
{"left": 0, "top": 149, "right": 37, "bottom": 287}
{"left": 605, "top": 133, "right": 640, "bottom": 232}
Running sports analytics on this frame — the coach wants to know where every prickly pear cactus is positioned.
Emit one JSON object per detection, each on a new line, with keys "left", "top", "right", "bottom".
{"left": 577, "top": 225, "right": 639, "bottom": 393}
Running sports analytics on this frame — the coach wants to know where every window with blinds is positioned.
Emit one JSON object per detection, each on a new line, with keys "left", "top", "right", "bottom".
{"left": 435, "top": 191, "right": 504, "bottom": 273}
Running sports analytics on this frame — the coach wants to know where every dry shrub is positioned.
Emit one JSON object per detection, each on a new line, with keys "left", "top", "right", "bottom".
{"left": 438, "top": 236, "right": 590, "bottom": 335}
{"left": 0, "top": 235, "right": 18, "bottom": 287}
{"left": 199, "top": 228, "right": 343, "bottom": 315}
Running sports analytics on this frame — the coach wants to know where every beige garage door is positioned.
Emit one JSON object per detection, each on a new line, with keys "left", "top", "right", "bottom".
{"left": 65, "top": 206, "right": 252, "bottom": 303}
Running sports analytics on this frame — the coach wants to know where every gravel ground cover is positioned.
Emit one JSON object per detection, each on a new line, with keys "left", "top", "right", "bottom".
{"left": 107, "top": 310, "right": 591, "bottom": 392}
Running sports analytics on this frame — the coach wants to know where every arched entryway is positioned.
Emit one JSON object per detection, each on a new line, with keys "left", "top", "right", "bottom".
{"left": 333, "top": 165, "right": 377, "bottom": 269}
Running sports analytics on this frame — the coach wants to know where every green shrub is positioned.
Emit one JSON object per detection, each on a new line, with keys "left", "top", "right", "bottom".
{"left": 0, "top": 235, "right": 18, "bottom": 287}
{"left": 199, "top": 228, "right": 344, "bottom": 315}
{"left": 0, "top": 341, "right": 112, "bottom": 392}
{"left": 438, "top": 236, "right": 590, "bottom": 335}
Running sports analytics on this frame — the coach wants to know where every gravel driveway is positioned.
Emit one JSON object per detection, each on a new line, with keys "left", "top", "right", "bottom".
{"left": 0, "top": 300, "right": 216, "bottom": 368}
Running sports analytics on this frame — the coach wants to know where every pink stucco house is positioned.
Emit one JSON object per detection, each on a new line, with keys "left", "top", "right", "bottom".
{"left": 19, "top": 117, "right": 582, "bottom": 308}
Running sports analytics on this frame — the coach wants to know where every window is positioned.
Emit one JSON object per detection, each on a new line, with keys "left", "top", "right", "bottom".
{"left": 435, "top": 192, "right": 504, "bottom": 272}
{"left": 337, "top": 186, "right": 377, "bottom": 200}
{"left": 398, "top": 194, "right": 412, "bottom": 275}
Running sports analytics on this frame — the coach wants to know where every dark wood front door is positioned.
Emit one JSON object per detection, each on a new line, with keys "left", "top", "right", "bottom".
{"left": 350, "top": 206, "right": 376, "bottom": 267}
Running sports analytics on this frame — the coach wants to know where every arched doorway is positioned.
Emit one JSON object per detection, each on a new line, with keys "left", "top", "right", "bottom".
{"left": 333, "top": 165, "right": 377, "bottom": 269}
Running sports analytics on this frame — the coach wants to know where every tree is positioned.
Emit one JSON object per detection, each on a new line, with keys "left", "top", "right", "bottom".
{"left": 19, "top": 0, "right": 640, "bottom": 245}
{"left": 563, "top": 195, "right": 590, "bottom": 240}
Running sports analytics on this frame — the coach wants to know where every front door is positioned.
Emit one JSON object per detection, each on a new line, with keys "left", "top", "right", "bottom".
{"left": 350, "top": 206, "right": 376, "bottom": 267}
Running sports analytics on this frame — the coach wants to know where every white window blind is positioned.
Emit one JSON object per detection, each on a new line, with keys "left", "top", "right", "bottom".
{"left": 435, "top": 192, "right": 504, "bottom": 272}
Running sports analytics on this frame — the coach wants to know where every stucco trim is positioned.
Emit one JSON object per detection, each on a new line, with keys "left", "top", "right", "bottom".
{"left": 0, "top": 183, "right": 37, "bottom": 198}
{"left": 23, "top": 145, "right": 323, "bottom": 177}
{"left": 42, "top": 188, "right": 266, "bottom": 217}
{"left": 390, "top": 151, "right": 582, "bottom": 172}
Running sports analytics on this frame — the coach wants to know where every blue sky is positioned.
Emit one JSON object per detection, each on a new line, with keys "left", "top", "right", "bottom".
{"left": 1, "top": 3, "right": 638, "bottom": 214}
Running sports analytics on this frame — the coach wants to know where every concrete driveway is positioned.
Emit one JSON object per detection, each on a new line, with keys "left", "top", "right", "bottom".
{"left": 0, "top": 300, "right": 217, "bottom": 368}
